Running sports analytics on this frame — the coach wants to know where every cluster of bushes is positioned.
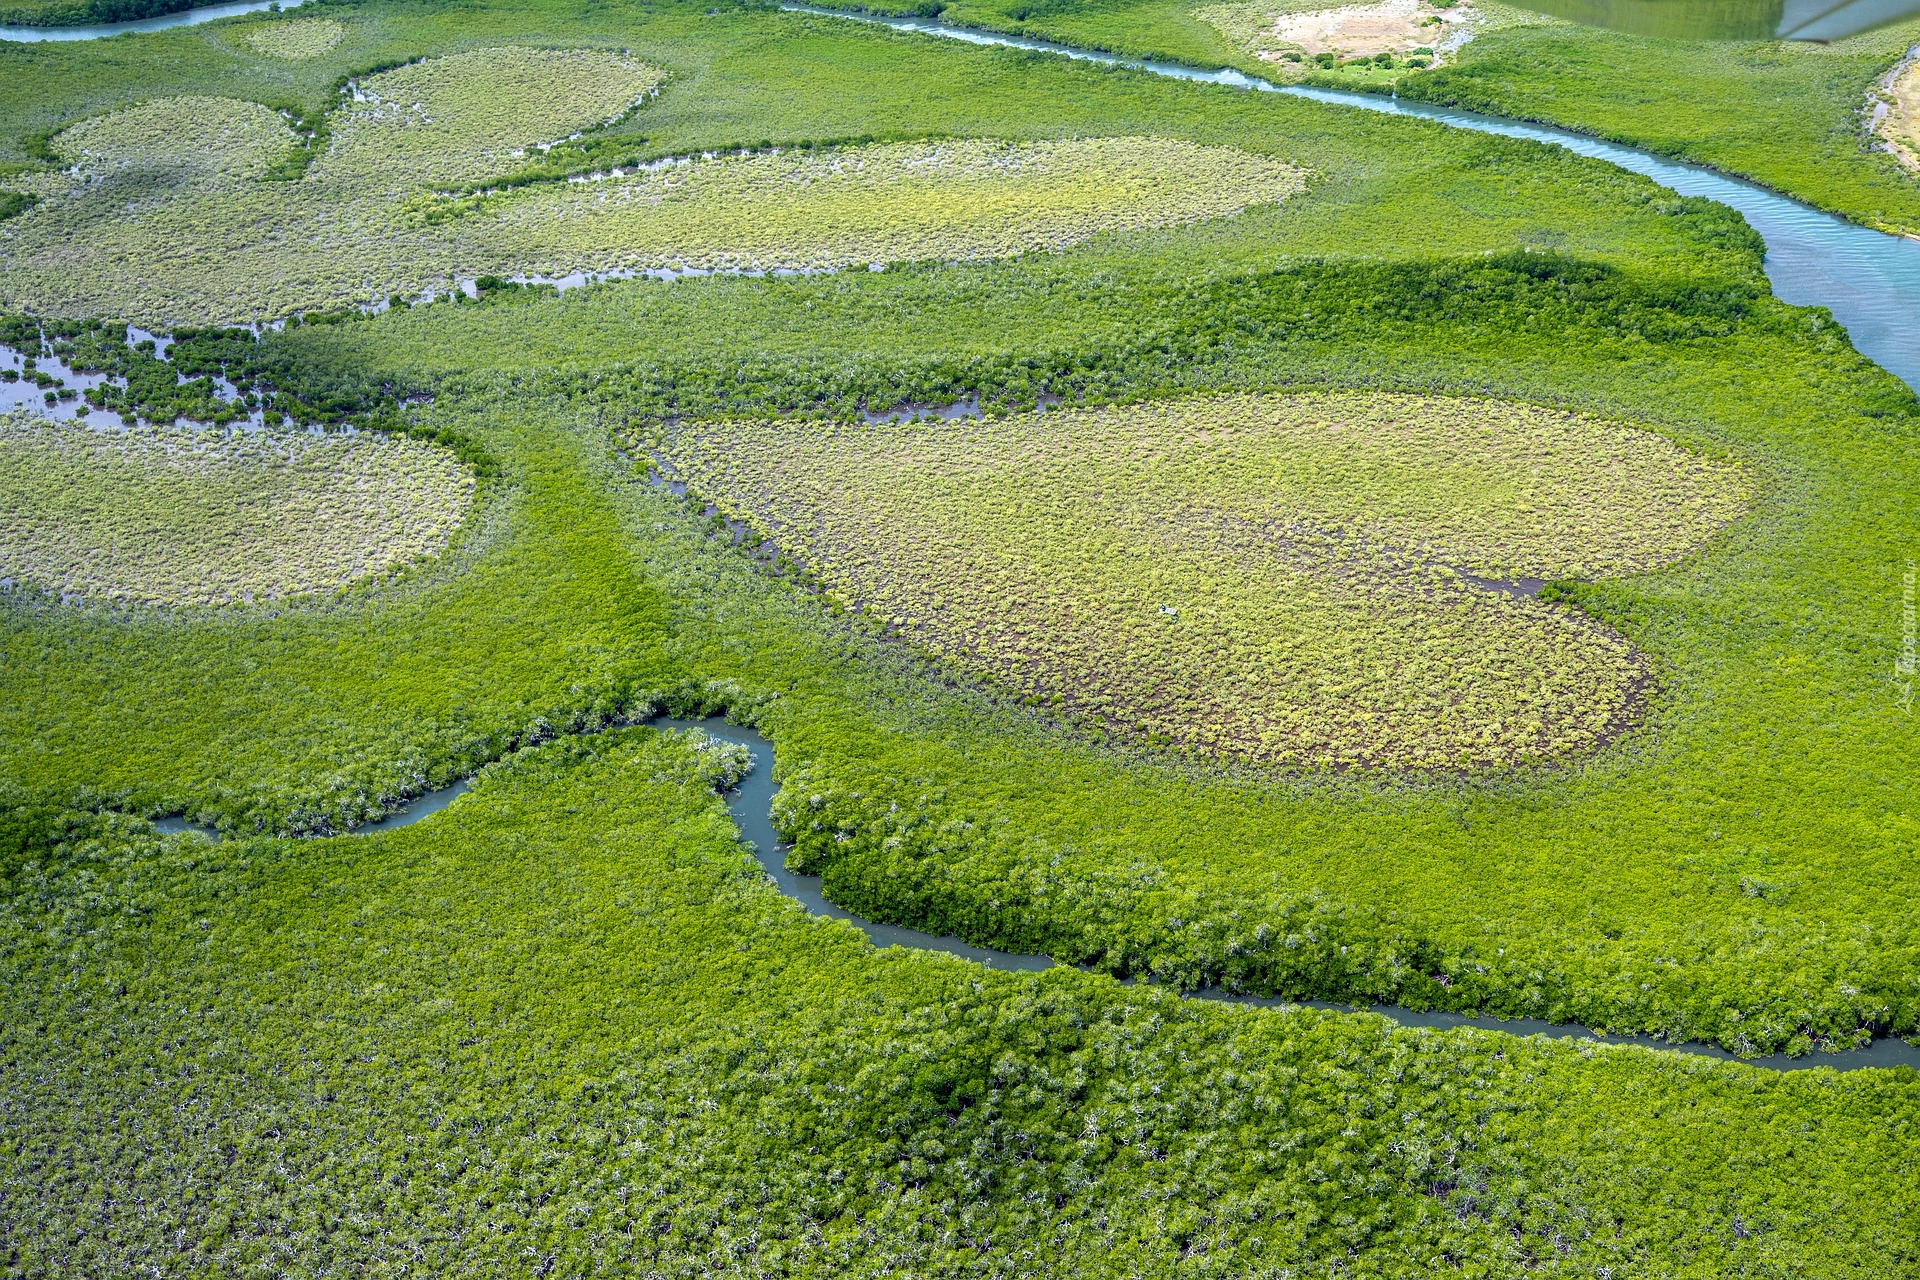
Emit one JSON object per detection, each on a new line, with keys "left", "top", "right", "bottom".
{"left": 0, "top": 0, "right": 191, "bottom": 27}
{"left": 0, "top": 312, "right": 499, "bottom": 476}
{"left": 6, "top": 731, "right": 1917, "bottom": 1276}
{"left": 547, "top": 252, "right": 1774, "bottom": 429}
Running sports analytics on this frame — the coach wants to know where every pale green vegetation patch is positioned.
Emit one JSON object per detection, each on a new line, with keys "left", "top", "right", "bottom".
{"left": 51, "top": 94, "right": 292, "bottom": 184}
{"left": 240, "top": 17, "right": 346, "bottom": 60}
{"left": 1882, "top": 59, "right": 1920, "bottom": 174}
{"left": 0, "top": 96, "right": 1305, "bottom": 322}
{"left": 0, "top": 415, "right": 474, "bottom": 606}
{"left": 661, "top": 393, "right": 1750, "bottom": 770}
{"left": 478, "top": 137, "right": 1308, "bottom": 276}
{"left": 331, "top": 47, "right": 664, "bottom": 189}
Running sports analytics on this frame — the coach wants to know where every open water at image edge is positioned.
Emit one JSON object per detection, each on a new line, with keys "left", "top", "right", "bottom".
{"left": 0, "top": 0, "right": 301, "bottom": 41}
{"left": 781, "top": 3, "right": 1920, "bottom": 393}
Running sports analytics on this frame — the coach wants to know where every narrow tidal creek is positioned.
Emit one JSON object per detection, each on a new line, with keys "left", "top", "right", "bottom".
{"left": 151, "top": 716, "right": 1920, "bottom": 1070}
{"left": 675, "top": 717, "right": 1920, "bottom": 1076}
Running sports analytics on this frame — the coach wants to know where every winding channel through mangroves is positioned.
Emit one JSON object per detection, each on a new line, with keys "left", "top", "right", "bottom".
{"left": 158, "top": 717, "right": 1920, "bottom": 1073}
{"left": 37, "top": 0, "right": 1920, "bottom": 1069}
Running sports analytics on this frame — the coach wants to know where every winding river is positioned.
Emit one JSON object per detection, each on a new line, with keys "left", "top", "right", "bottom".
{"left": 45, "top": 1, "right": 1920, "bottom": 1069}
{"left": 667, "top": 718, "right": 1920, "bottom": 1075}
{"left": 149, "top": 715, "right": 1920, "bottom": 1073}
{"left": 0, "top": 0, "right": 299, "bottom": 41}
{"left": 788, "top": 3, "right": 1920, "bottom": 392}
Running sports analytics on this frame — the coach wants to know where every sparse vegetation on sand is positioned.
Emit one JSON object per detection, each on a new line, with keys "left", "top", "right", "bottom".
{"left": 660, "top": 393, "right": 1749, "bottom": 769}
{"left": 239, "top": 17, "right": 345, "bottom": 60}
{"left": 0, "top": 414, "right": 474, "bottom": 606}
{"left": 1194, "top": 0, "right": 1478, "bottom": 69}
{"left": 1880, "top": 54, "right": 1920, "bottom": 173}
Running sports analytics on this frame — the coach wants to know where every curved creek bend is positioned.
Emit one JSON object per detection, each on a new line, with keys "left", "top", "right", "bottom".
{"left": 679, "top": 719, "right": 1920, "bottom": 1075}
{"left": 153, "top": 718, "right": 1920, "bottom": 1074}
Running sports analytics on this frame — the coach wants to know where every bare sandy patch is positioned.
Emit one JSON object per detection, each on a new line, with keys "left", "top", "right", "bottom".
{"left": 1272, "top": 0, "right": 1466, "bottom": 57}
{"left": 1197, "top": 0, "right": 1472, "bottom": 64}
{"left": 1876, "top": 52, "right": 1920, "bottom": 175}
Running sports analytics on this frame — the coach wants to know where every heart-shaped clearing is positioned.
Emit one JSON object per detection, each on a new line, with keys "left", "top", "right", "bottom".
{"left": 660, "top": 391, "right": 1753, "bottom": 769}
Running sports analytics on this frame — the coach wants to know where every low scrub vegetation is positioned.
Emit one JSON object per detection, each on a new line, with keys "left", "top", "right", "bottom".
{"left": 1395, "top": 15, "right": 1920, "bottom": 234}
{"left": 239, "top": 17, "right": 346, "bottom": 60}
{"left": 4, "top": 727, "right": 1918, "bottom": 1276}
{"left": 661, "top": 392, "right": 1749, "bottom": 769}
{"left": 0, "top": 414, "right": 474, "bottom": 606}
{"left": 0, "top": 0, "right": 1916, "bottom": 1269}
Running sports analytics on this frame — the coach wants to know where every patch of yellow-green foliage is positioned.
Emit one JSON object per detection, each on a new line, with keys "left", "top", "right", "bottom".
{"left": 1881, "top": 59, "right": 1920, "bottom": 173}
{"left": 240, "top": 17, "right": 346, "bottom": 60}
{"left": 475, "top": 136, "right": 1306, "bottom": 274}
{"left": 332, "top": 47, "right": 663, "bottom": 189}
{"left": 0, "top": 45, "right": 1303, "bottom": 324}
{"left": 661, "top": 392, "right": 1750, "bottom": 769}
{"left": 0, "top": 414, "right": 474, "bottom": 606}
{"left": 51, "top": 94, "right": 291, "bottom": 183}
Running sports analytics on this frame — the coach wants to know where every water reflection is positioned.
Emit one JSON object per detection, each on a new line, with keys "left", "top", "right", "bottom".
{"left": 1516, "top": 0, "right": 1920, "bottom": 41}
{"left": 0, "top": 0, "right": 301, "bottom": 41}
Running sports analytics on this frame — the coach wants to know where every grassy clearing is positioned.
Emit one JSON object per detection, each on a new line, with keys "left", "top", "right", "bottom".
{"left": 3, "top": 81, "right": 1303, "bottom": 322}
{"left": 475, "top": 136, "right": 1305, "bottom": 269}
{"left": 239, "top": 17, "right": 346, "bottom": 60}
{"left": 4, "top": 727, "right": 1918, "bottom": 1276}
{"left": 53, "top": 92, "right": 290, "bottom": 181}
{"left": 330, "top": 46, "right": 664, "bottom": 188}
{"left": 660, "top": 392, "right": 1749, "bottom": 770}
{"left": 0, "top": 414, "right": 474, "bottom": 606}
